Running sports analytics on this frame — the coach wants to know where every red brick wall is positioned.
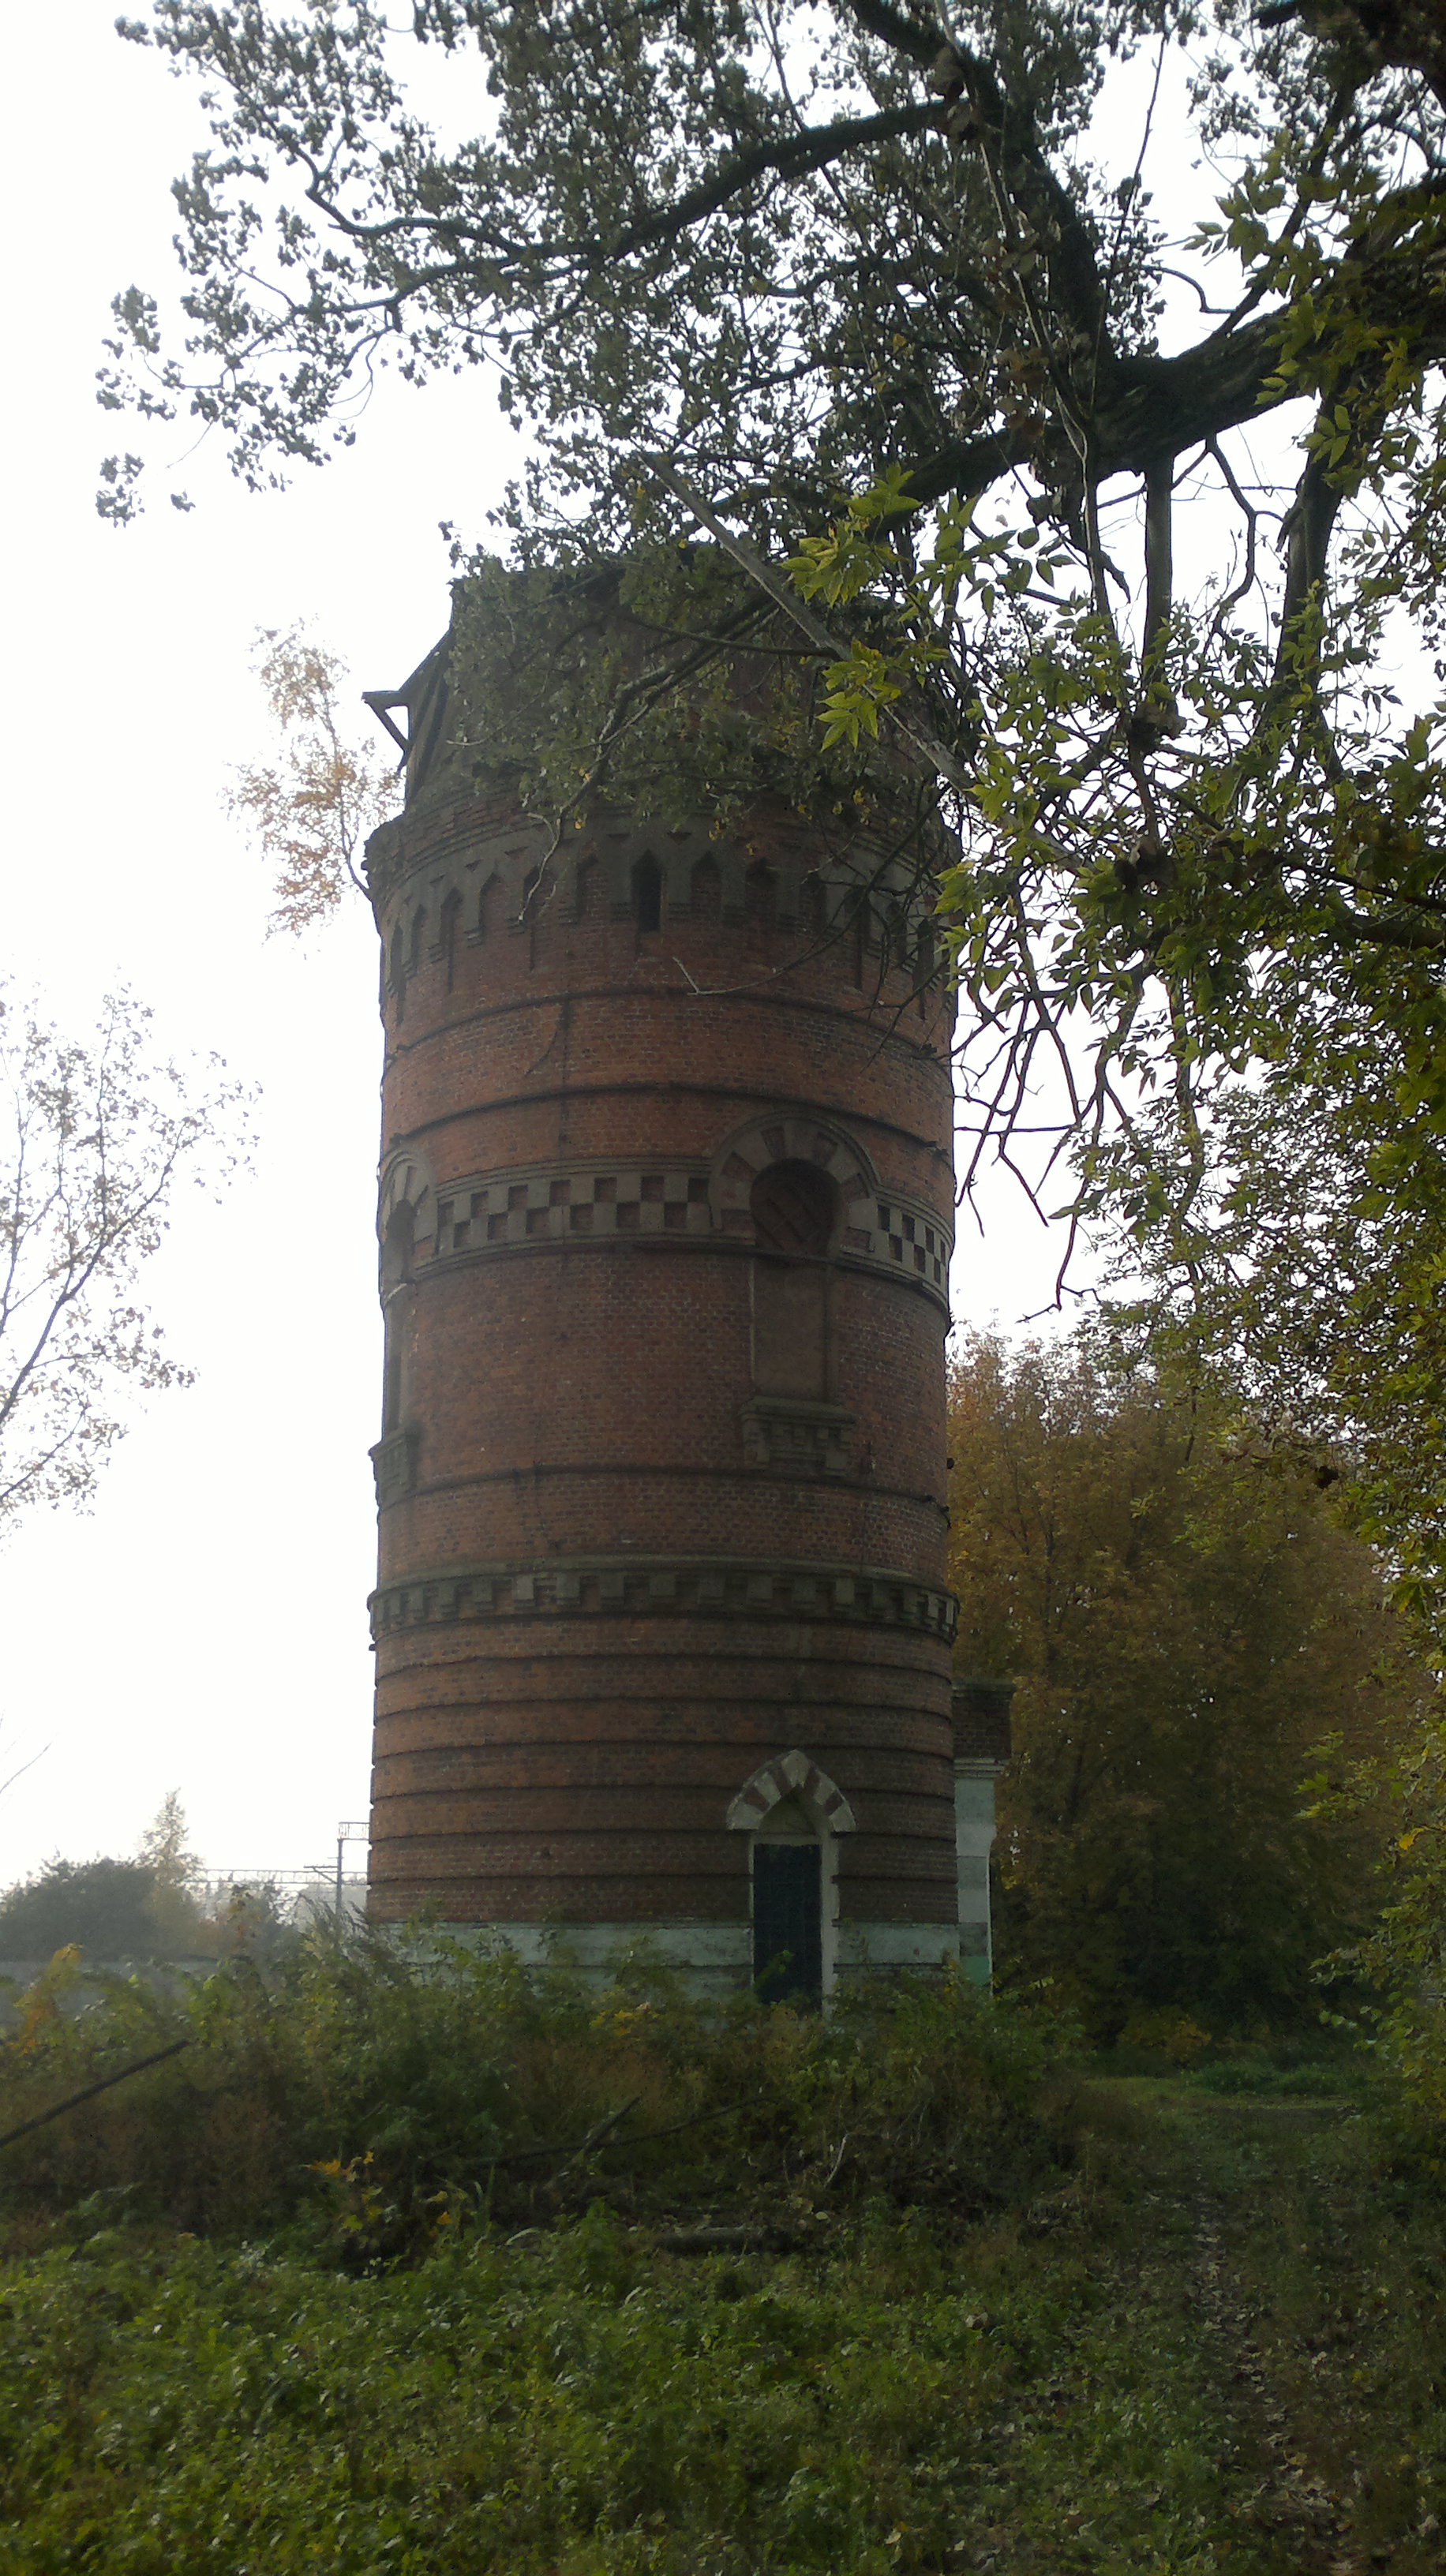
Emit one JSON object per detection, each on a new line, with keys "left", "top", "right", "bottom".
{"left": 366, "top": 787, "right": 960, "bottom": 1929}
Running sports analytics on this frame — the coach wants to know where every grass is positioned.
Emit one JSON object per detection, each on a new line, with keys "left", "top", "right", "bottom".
{"left": 0, "top": 1946, "right": 1442, "bottom": 2572}
{"left": 1162, "top": 2072, "right": 1446, "bottom": 2570}
{"left": 0, "top": 2167, "right": 1266, "bottom": 2574}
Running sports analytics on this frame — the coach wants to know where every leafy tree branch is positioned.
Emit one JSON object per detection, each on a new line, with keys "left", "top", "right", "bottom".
{"left": 0, "top": 986, "right": 250, "bottom": 1530}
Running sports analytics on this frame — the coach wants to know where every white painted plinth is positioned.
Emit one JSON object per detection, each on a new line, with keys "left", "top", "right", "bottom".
{"left": 427, "top": 1917, "right": 965, "bottom": 1996}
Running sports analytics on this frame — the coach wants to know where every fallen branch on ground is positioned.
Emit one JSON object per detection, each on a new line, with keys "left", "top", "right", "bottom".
{"left": 482, "top": 2095, "right": 750, "bottom": 2174}
{"left": 0, "top": 2039, "right": 192, "bottom": 2151}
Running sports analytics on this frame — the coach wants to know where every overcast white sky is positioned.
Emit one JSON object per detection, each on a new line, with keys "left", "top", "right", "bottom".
{"left": 0, "top": 5, "right": 1094, "bottom": 1890}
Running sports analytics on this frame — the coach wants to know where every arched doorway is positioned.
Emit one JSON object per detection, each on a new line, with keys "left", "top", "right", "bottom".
{"left": 751, "top": 1793, "right": 823, "bottom": 2001}
{"left": 726, "top": 1751, "right": 857, "bottom": 2004}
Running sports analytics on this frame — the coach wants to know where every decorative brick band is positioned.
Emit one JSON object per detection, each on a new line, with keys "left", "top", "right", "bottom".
{"left": 433, "top": 1158, "right": 712, "bottom": 1249}
{"left": 368, "top": 801, "right": 936, "bottom": 936}
{"left": 420, "top": 1155, "right": 951, "bottom": 1301}
{"left": 369, "top": 1554, "right": 959, "bottom": 1643}
{"left": 740, "top": 1397, "right": 855, "bottom": 1476}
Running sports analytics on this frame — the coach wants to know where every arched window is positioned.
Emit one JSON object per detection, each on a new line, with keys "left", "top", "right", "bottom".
{"left": 633, "top": 852, "right": 663, "bottom": 933}
{"left": 522, "top": 863, "right": 550, "bottom": 968}
{"left": 380, "top": 1198, "right": 414, "bottom": 1297}
{"left": 691, "top": 853, "right": 721, "bottom": 921}
{"left": 476, "top": 874, "right": 500, "bottom": 942}
{"left": 575, "top": 856, "right": 601, "bottom": 919}
{"left": 914, "top": 916, "right": 936, "bottom": 1018}
{"left": 409, "top": 904, "right": 426, "bottom": 975}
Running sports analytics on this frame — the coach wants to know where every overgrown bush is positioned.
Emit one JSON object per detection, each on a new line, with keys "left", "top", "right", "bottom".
{"left": 0, "top": 1927, "right": 1073, "bottom": 2251}
{"left": 949, "top": 1331, "right": 1425, "bottom": 2044}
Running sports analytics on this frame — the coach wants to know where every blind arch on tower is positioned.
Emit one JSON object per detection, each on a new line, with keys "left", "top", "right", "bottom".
{"left": 380, "top": 1199, "right": 415, "bottom": 1436}
{"left": 750, "top": 1159, "right": 839, "bottom": 1257}
{"left": 377, "top": 1151, "right": 436, "bottom": 1266}
{"left": 709, "top": 1114, "right": 878, "bottom": 1248}
{"left": 632, "top": 852, "right": 664, "bottom": 932}
{"left": 438, "top": 888, "right": 463, "bottom": 988}
{"left": 376, "top": 1152, "right": 436, "bottom": 1447}
{"left": 713, "top": 1118, "right": 871, "bottom": 1406}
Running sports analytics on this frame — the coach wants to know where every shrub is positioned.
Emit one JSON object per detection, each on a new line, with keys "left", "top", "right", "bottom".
{"left": 0, "top": 1925, "right": 1073, "bottom": 2248}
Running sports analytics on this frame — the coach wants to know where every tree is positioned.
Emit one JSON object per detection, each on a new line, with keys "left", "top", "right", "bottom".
{"left": 0, "top": 1798, "right": 280, "bottom": 1963}
{"left": 948, "top": 1329, "right": 1425, "bottom": 2037}
{"left": 98, "top": 4, "right": 1446, "bottom": 1404}
{"left": 0, "top": 1858, "right": 166, "bottom": 1961}
{"left": 228, "top": 627, "right": 400, "bottom": 934}
{"left": 0, "top": 1790, "right": 212, "bottom": 1962}
{"left": 99, "top": 4, "right": 1446, "bottom": 2057}
{"left": 0, "top": 983, "right": 249, "bottom": 1529}
{"left": 137, "top": 1788, "right": 204, "bottom": 1954}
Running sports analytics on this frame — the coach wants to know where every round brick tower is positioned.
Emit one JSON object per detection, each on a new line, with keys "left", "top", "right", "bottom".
{"left": 362, "top": 568, "right": 961, "bottom": 1996}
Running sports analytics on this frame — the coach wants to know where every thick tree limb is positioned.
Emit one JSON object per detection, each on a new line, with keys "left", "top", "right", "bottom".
{"left": 1142, "top": 455, "right": 1174, "bottom": 674}
{"left": 605, "top": 100, "right": 942, "bottom": 263}
{"left": 847, "top": 4, "right": 1111, "bottom": 344}
{"left": 1256, "top": 1, "right": 1446, "bottom": 111}
{"left": 1275, "top": 441, "right": 1347, "bottom": 682}
{"left": 897, "top": 312, "right": 1302, "bottom": 512}
{"left": 302, "top": 99, "right": 943, "bottom": 276}
{"left": 842, "top": 0, "right": 939, "bottom": 75}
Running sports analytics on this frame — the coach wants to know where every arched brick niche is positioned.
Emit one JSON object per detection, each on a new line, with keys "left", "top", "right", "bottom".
{"left": 378, "top": 1149, "right": 436, "bottom": 1256}
{"left": 709, "top": 1113, "right": 877, "bottom": 1249}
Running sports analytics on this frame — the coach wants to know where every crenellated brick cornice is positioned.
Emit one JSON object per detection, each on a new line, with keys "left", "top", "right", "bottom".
{"left": 370, "top": 1553, "right": 959, "bottom": 1645}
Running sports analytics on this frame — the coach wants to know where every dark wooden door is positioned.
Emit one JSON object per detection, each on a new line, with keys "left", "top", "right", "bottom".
{"left": 752, "top": 1844, "right": 822, "bottom": 2002}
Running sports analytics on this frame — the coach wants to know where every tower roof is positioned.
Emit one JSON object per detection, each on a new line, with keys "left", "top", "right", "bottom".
{"left": 362, "top": 552, "right": 949, "bottom": 858}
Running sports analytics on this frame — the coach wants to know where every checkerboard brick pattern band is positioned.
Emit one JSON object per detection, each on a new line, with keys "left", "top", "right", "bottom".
{"left": 364, "top": 590, "right": 961, "bottom": 1956}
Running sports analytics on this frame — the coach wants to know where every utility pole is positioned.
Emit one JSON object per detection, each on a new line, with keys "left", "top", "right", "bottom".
{"left": 335, "top": 1820, "right": 369, "bottom": 1923}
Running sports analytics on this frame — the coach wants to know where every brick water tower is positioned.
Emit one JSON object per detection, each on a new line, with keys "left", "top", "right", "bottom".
{"left": 362, "top": 565, "right": 986, "bottom": 1996}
